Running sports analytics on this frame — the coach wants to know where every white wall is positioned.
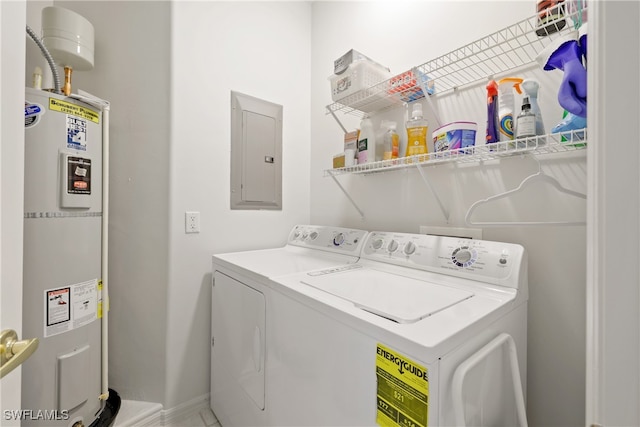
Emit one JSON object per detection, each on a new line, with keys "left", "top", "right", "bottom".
{"left": 311, "top": 2, "right": 586, "bottom": 426}
{"left": 168, "top": 1, "right": 311, "bottom": 408}
{"left": 587, "top": 1, "right": 640, "bottom": 425}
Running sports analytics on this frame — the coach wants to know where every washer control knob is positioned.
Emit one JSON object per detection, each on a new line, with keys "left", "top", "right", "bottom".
{"left": 455, "top": 249, "right": 472, "bottom": 263}
{"left": 387, "top": 240, "right": 399, "bottom": 253}
{"left": 404, "top": 241, "right": 416, "bottom": 255}
{"left": 309, "top": 231, "right": 319, "bottom": 240}
{"left": 333, "top": 233, "right": 345, "bottom": 246}
{"left": 452, "top": 246, "right": 476, "bottom": 267}
{"left": 372, "top": 238, "right": 384, "bottom": 250}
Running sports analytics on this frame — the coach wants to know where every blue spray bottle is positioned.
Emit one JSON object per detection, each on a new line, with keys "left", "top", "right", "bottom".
{"left": 486, "top": 80, "right": 499, "bottom": 148}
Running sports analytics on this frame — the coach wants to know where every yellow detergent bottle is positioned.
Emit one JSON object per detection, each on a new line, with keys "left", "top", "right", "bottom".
{"left": 405, "top": 103, "right": 428, "bottom": 160}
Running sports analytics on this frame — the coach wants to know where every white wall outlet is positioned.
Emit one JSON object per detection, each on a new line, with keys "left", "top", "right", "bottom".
{"left": 185, "top": 211, "right": 200, "bottom": 233}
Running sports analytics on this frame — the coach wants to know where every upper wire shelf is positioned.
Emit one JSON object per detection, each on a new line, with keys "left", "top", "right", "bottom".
{"left": 327, "top": 6, "right": 586, "bottom": 117}
{"left": 324, "top": 130, "right": 587, "bottom": 177}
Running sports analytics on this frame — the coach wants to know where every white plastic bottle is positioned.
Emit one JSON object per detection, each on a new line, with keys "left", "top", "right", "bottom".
{"left": 516, "top": 97, "right": 536, "bottom": 140}
{"left": 383, "top": 122, "right": 399, "bottom": 161}
{"left": 497, "top": 77, "right": 523, "bottom": 142}
{"left": 357, "top": 117, "right": 376, "bottom": 164}
{"left": 375, "top": 120, "right": 391, "bottom": 162}
{"left": 521, "top": 79, "right": 545, "bottom": 136}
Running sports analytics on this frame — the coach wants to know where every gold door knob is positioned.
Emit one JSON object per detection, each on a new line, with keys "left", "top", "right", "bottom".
{"left": 0, "top": 329, "right": 39, "bottom": 379}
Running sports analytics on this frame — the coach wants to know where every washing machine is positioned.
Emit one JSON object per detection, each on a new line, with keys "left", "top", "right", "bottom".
{"left": 211, "top": 230, "right": 528, "bottom": 427}
{"left": 210, "top": 225, "right": 368, "bottom": 422}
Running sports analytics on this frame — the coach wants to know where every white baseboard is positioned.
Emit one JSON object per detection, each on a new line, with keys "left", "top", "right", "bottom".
{"left": 162, "top": 394, "right": 211, "bottom": 427}
{"left": 114, "top": 400, "right": 163, "bottom": 427}
{"left": 115, "top": 394, "right": 214, "bottom": 427}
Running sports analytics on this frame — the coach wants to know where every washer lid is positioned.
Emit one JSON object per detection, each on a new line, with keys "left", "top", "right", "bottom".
{"left": 302, "top": 268, "right": 474, "bottom": 324}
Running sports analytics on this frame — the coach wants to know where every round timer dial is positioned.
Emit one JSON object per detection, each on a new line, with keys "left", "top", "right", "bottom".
{"left": 452, "top": 246, "right": 477, "bottom": 267}
{"left": 371, "top": 239, "right": 384, "bottom": 250}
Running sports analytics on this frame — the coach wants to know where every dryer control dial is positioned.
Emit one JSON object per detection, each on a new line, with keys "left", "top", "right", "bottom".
{"left": 371, "top": 238, "right": 384, "bottom": 250}
{"left": 333, "top": 233, "right": 345, "bottom": 246}
{"left": 403, "top": 241, "right": 416, "bottom": 255}
{"left": 387, "top": 240, "right": 399, "bottom": 253}
{"left": 452, "top": 246, "right": 477, "bottom": 267}
{"left": 309, "top": 231, "right": 319, "bottom": 240}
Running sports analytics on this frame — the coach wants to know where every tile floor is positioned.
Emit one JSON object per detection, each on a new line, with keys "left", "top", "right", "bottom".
{"left": 114, "top": 400, "right": 219, "bottom": 427}
{"left": 171, "top": 407, "right": 218, "bottom": 427}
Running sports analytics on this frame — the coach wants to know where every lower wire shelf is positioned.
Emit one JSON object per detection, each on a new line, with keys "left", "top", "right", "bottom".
{"left": 324, "top": 129, "right": 587, "bottom": 177}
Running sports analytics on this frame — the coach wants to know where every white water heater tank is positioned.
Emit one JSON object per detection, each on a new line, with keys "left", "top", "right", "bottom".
{"left": 22, "top": 87, "right": 103, "bottom": 427}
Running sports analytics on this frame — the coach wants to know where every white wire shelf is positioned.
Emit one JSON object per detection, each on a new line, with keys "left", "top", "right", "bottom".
{"left": 324, "top": 130, "right": 587, "bottom": 177}
{"left": 327, "top": 6, "right": 586, "bottom": 117}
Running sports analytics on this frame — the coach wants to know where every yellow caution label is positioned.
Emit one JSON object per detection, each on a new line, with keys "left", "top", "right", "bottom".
{"left": 97, "top": 280, "right": 109, "bottom": 318}
{"left": 98, "top": 280, "right": 102, "bottom": 318}
{"left": 49, "top": 98, "right": 100, "bottom": 123}
{"left": 376, "top": 343, "right": 429, "bottom": 427}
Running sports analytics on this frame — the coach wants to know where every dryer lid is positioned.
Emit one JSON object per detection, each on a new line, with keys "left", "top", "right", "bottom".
{"left": 214, "top": 246, "right": 359, "bottom": 278}
{"left": 302, "top": 268, "right": 474, "bottom": 324}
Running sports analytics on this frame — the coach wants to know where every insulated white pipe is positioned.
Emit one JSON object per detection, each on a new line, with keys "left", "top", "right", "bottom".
{"left": 100, "top": 103, "right": 110, "bottom": 401}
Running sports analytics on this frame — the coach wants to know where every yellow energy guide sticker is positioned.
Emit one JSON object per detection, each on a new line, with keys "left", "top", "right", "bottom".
{"left": 49, "top": 98, "right": 100, "bottom": 124}
{"left": 376, "top": 343, "right": 429, "bottom": 427}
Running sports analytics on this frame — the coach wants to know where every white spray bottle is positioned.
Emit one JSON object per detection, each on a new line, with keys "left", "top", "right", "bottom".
{"left": 497, "top": 77, "right": 523, "bottom": 142}
{"left": 521, "top": 79, "right": 545, "bottom": 137}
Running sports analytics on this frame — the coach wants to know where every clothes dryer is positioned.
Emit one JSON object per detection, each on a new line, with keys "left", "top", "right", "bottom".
{"left": 210, "top": 225, "right": 368, "bottom": 422}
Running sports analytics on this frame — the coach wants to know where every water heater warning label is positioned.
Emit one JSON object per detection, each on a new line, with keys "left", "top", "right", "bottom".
{"left": 376, "top": 343, "right": 429, "bottom": 427}
{"left": 44, "top": 280, "right": 98, "bottom": 338}
{"left": 67, "top": 157, "right": 91, "bottom": 195}
{"left": 46, "top": 288, "right": 70, "bottom": 326}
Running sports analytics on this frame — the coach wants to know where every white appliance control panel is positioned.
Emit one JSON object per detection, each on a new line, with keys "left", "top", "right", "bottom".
{"left": 288, "top": 225, "right": 368, "bottom": 255}
{"left": 362, "top": 231, "right": 527, "bottom": 289}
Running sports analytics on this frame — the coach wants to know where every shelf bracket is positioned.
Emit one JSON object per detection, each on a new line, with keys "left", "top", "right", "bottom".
{"left": 327, "top": 171, "right": 365, "bottom": 220}
{"left": 416, "top": 164, "right": 450, "bottom": 222}
{"left": 326, "top": 105, "right": 348, "bottom": 134}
